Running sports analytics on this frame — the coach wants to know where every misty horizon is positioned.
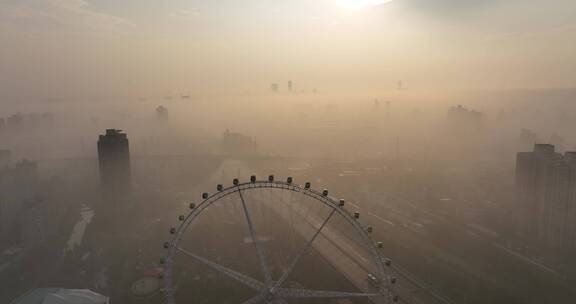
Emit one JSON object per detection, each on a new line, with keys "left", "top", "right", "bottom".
{"left": 1, "top": 1, "right": 576, "bottom": 304}
{"left": 1, "top": 0, "right": 576, "bottom": 100}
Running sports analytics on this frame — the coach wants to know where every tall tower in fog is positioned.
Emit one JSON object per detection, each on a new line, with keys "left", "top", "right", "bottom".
{"left": 97, "top": 129, "right": 132, "bottom": 207}
{"left": 515, "top": 144, "right": 576, "bottom": 250}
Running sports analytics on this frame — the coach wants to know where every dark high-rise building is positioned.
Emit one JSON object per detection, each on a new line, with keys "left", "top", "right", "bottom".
{"left": 12, "top": 160, "right": 38, "bottom": 198}
{"left": 0, "top": 150, "right": 11, "bottom": 168}
{"left": 288, "top": 80, "right": 293, "bottom": 92}
{"left": 515, "top": 144, "right": 576, "bottom": 250}
{"left": 97, "top": 129, "right": 132, "bottom": 207}
{"left": 0, "top": 159, "right": 39, "bottom": 243}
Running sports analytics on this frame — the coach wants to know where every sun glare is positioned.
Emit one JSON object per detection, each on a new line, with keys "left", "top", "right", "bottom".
{"left": 336, "top": 0, "right": 392, "bottom": 11}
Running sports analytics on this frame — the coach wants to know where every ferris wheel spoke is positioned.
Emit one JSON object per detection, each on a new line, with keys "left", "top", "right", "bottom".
{"left": 275, "top": 287, "right": 381, "bottom": 299}
{"left": 271, "top": 208, "right": 337, "bottom": 291}
{"left": 175, "top": 247, "right": 265, "bottom": 291}
{"left": 238, "top": 189, "right": 273, "bottom": 286}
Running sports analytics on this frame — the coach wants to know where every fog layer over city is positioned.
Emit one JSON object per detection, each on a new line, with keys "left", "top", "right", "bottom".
{"left": 1, "top": 1, "right": 576, "bottom": 304}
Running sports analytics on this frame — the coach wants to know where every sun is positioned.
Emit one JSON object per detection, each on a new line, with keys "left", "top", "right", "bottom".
{"left": 336, "top": 0, "right": 393, "bottom": 11}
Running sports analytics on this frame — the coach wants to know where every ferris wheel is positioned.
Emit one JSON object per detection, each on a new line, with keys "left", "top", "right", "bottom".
{"left": 161, "top": 175, "right": 399, "bottom": 304}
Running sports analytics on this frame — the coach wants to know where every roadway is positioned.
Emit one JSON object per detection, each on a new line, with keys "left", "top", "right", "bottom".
{"left": 201, "top": 159, "right": 451, "bottom": 304}
{"left": 264, "top": 190, "right": 447, "bottom": 304}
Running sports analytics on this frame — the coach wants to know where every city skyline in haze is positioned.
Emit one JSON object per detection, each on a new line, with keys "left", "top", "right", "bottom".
{"left": 1, "top": 0, "right": 575, "bottom": 99}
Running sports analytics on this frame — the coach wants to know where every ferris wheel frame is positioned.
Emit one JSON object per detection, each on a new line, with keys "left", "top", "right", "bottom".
{"left": 161, "top": 175, "right": 396, "bottom": 304}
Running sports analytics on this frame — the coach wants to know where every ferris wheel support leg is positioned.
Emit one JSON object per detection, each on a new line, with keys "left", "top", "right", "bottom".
{"left": 275, "top": 287, "right": 381, "bottom": 299}
{"left": 176, "top": 247, "right": 265, "bottom": 291}
{"left": 238, "top": 189, "right": 273, "bottom": 286}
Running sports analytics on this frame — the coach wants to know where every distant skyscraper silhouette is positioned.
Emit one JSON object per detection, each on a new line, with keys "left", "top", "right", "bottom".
{"left": 156, "top": 105, "right": 169, "bottom": 123}
{"left": 270, "top": 83, "right": 279, "bottom": 92}
{"left": 288, "top": 80, "right": 293, "bottom": 92}
{"left": 97, "top": 129, "right": 132, "bottom": 207}
{"left": 515, "top": 144, "right": 576, "bottom": 250}
{"left": 0, "top": 150, "right": 11, "bottom": 168}
{"left": 447, "top": 105, "right": 483, "bottom": 134}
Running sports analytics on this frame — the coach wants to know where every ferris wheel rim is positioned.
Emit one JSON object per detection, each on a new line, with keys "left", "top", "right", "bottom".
{"left": 162, "top": 178, "right": 393, "bottom": 304}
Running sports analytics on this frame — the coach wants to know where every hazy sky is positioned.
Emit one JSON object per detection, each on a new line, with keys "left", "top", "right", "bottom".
{"left": 1, "top": 0, "right": 575, "bottom": 99}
